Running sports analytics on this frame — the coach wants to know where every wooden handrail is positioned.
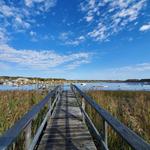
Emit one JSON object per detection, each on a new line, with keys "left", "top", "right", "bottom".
{"left": 0, "top": 85, "right": 61, "bottom": 150}
{"left": 71, "top": 84, "right": 150, "bottom": 150}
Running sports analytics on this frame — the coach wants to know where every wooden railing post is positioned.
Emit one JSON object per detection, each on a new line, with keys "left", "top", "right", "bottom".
{"left": 103, "top": 120, "right": 108, "bottom": 149}
{"left": 82, "top": 96, "right": 85, "bottom": 123}
{"left": 49, "top": 97, "right": 52, "bottom": 116}
{"left": 25, "top": 122, "right": 32, "bottom": 150}
{"left": 58, "top": 87, "right": 60, "bottom": 101}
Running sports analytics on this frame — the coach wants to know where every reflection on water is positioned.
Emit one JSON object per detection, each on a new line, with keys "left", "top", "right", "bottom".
{"left": 64, "top": 82, "right": 150, "bottom": 91}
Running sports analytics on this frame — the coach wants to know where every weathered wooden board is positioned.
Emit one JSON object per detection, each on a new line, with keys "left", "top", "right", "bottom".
{"left": 36, "top": 90, "right": 97, "bottom": 150}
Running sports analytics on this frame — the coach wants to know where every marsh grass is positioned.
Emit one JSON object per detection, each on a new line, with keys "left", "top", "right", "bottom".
{"left": 86, "top": 90, "right": 150, "bottom": 149}
{"left": 0, "top": 90, "right": 48, "bottom": 135}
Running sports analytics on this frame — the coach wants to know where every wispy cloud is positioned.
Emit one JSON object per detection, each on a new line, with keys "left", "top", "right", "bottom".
{"left": 0, "top": 0, "right": 57, "bottom": 40}
{"left": 30, "top": 31, "right": 36, "bottom": 36}
{"left": 0, "top": 27, "right": 9, "bottom": 44}
{"left": 0, "top": 1, "right": 31, "bottom": 31}
{"left": 107, "top": 63, "right": 150, "bottom": 79}
{"left": 80, "top": 0, "right": 96, "bottom": 22}
{"left": 25, "top": 0, "right": 57, "bottom": 12}
{"left": 14, "top": 16, "right": 31, "bottom": 30}
{"left": 59, "top": 32, "right": 85, "bottom": 46}
{"left": 86, "top": 63, "right": 150, "bottom": 80}
{"left": 0, "top": 3, "right": 14, "bottom": 17}
{"left": 114, "top": 63, "right": 150, "bottom": 72}
{"left": 29, "top": 30, "right": 38, "bottom": 41}
{"left": 139, "top": 23, "right": 150, "bottom": 31}
{"left": 0, "top": 44, "right": 91, "bottom": 71}
{"left": 59, "top": 32, "right": 69, "bottom": 41}
{"left": 80, "top": 0, "right": 147, "bottom": 41}
{"left": 66, "top": 60, "right": 89, "bottom": 70}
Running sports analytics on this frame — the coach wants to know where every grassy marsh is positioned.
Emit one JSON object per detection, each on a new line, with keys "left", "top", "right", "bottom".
{"left": 0, "top": 90, "right": 48, "bottom": 135}
{"left": 86, "top": 90, "right": 150, "bottom": 149}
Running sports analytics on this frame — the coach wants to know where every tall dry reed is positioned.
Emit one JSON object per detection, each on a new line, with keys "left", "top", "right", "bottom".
{"left": 0, "top": 90, "right": 47, "bottom": 135}
{"left": 86, "top": 90, "right": 150, "bottom": 149}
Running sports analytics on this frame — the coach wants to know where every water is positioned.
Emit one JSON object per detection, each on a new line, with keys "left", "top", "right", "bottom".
{"left": 0, "top": 84, "right": 38, "bottom": 91}
{"left": 64, "top": 82, "right": 150, "bottom": 91}
{"left": 0, "top": 82, "right": 150, "bottom": 91}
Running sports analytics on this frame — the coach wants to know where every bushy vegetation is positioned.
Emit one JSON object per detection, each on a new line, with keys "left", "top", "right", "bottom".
{"left": 86, "top": 90, "right": 150, "bottom": 149}
{"left": 0, "top": 90, "right": 47, "bottom": 135}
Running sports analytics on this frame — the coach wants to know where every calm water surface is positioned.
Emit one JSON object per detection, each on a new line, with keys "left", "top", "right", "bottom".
{"left": 0, "top": 82, "right": 150, "bottom": 91}
{"left": 0, "top": 84, "right": 38, "bottom": 91}
{"left": 64, "top": 82, "right": 150, "bottom": 91}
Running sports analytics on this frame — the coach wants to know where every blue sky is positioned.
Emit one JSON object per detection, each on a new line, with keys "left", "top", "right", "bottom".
{"left": 0, "top": 0, "right": 150, "bottom": 80}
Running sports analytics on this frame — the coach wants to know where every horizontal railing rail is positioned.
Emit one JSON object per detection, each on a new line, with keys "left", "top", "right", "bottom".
{"left": 71, "top": 84, "right": 150, "bottom": 150}
{"left": 0, "top": 85, "right": 61, "bottom": 150}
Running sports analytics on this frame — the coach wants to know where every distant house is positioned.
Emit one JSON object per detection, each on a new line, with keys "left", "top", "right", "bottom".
{"left": 15, "top": 78, "right": 30, "bottom": 85}
{"left": 0, "top": 79, "right": 4, "bottom": 84}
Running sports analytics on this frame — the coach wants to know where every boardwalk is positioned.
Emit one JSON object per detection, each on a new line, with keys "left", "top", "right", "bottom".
{"left": 36, "top": 89, "right": 97, "bottom": 150}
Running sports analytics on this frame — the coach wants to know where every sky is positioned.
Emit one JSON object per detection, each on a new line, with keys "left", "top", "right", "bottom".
{"left": 0, "top": 0, "right": 150, "bottom": 80}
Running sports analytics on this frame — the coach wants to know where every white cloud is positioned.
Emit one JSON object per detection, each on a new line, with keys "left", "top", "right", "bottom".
{"left": 0, "top": 44, "right": 91, "bottom": 71}
{"left": 15, "top": 16, "right": 30, "bottom": 29}
{"left": 59, "top": 32, "right": 69, "bottom": 41}
{"left": 65, "top": 41, "right": 80, "bottom": 46}
{"left": 0, "top": 0, "right": 57, "bottom": 39}
{"left": 0, "top": 1, "right": 31, "bottom": 32}
{"left": 0, "top": 4, "right": 14, "bottom": 17}
{"left": 25, "top": 0, "right": 57, "bottom": 12}
{"left": 25, "top": 0, "right": 47, "bottom": 6}
{"left": 59, "top": 32, "right": 85, "bottom": 46}
{"left": 139, "top": 24, "right": 150, "bottom": 31}
{"left": 66, "top": 60, "right": 89, "bottom": 70}
{"left": 29, "top": 31, "right": 38, "bottom": 41}
{"left": 88, "top": 23, "right": 108, "bottom": 41}
{"left": 85, "top": 16, "right": 93, "bottom": 22}
{"left": 0, "top": 27, "right": 9, "bottom": 44}
{"left": 30, "top": 31, "right": 36, "bottom": 36}
{"left": 113, "top": 0, "right": 146, "bottom": 22}
{"left": 80, "top": 0, "right": 97, "bottom": 22}
{"left": 44, "top": 0, "right": 57, "bottom": 11}
{"left": 65, "top": 37, "right": 85, "bottom": 46}
{"left": 80, "top": 0, "right": 147, "bottom": 41}
{"left": 30, "top": 31, "right": 37, "bottom": 38}
{"left": 78, "top": 36, "right": 85, "bottom": 40}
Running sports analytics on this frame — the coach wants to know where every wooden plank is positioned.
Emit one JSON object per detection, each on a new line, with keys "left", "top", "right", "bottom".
{"left": 36, "top": 90, "right": 97, "bottom": 150}
{"left": 37, "top": 142, "right": 96, "bottom": 150}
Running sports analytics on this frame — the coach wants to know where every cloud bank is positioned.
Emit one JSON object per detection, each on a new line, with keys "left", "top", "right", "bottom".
{"left": 0, "top": 44, "right": 91, "bottom": 71}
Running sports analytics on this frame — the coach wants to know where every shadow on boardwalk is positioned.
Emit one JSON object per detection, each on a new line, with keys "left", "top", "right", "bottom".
{"left": 36, "top": 90, "right": 96, "bottom": 150}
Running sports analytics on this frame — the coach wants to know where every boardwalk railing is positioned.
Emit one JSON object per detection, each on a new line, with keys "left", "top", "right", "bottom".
{"left": 71, "top": 84, "right": 150, "bottom": 150}
{"left": 0, "top": 85, "right": 61, "bottom": 150}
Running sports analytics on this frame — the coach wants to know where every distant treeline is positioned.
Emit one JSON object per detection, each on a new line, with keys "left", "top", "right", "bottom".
{"left": 0, "top": 76, "right": 66, "bottom": 81}
{"left": 125, "top": 79, "right": 150, "bottom": 82}
{"left": 68, "top": 80, "right": 124, "bottom": 83}
{"left": 0, "top": 76, "right": 149, "bottom": 83}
